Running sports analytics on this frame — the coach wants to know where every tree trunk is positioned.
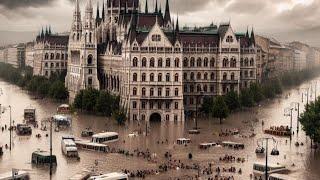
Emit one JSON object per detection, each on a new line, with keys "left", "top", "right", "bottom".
{"left": 219, "top": 118, "right": 222, "bottom": 124}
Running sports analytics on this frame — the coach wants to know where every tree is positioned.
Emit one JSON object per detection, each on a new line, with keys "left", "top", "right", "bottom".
{"left": 73, "top": 90, "right": 84, "bottom": 109}
{"left": 262, "top": 83, "right": 276, "bottom": 99}
{"left": 113, "top": 108, "right": 127, "bottom": 125}
{"left": 273, "top": 78, "right": 282, "bottom": 94}
{"left": 82, "top": 88, "right": 99, "bottom": 112}
{"left": 224, "top": 91, "right": 240, "bottom": 111}
{"left": 211, "top": 96, "right": 229, "bottom": 124}
{"left": 200, "top": 96, "right": 214, "bottom": 115}
{"left": 250, "top": 83, "right": 264, "bottom": 103}
{"left": 240, "top": 89, "right": 254, "bottom": 107}
{"left": 49, "top": 81, "right": 68, "bottom": 100}
{"left": 95, "top": 91, "right": 113, "bottom": 116}
{"left": 300, "top": 98, "right": 320, "bottom": 145}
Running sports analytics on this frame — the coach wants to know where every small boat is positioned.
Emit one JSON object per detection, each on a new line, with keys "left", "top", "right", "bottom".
{"left": 16, "top": 124, "right": 32, "bottom": 136}
{"left": 52, "top": 115, "right": 71, "bottom": 127}
{"left": 81, "top": 129, "right": 94, "bottom": 137}
{"left": 57, "top": 104, "right": 71, "bottom": 114}
{"left": 0, "top": 169, "right": 29, "bottom": 180}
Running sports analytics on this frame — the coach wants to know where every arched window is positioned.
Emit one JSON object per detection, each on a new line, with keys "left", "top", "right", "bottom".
{"left": 158, "top": 88, "right": 162, "bottom": 96}
{"left": 158, "top": 58, "right": 163, "bottom": 67}
{"left": 150, "top": 73, "right": 154, "bottom": 82}
{"left": 133, "top": 87, "right": 137, "bottom": 96}
{"left": 183, "top": 73, "right": 187, "bottom": 80}
{"left": 174, "top": 73, "right": 179, "bottom": 82}
{"left": 166, "top": 58, "right": 171, "bottom": 67}
{"left": 142, "top": 57, "right": 147, "bottom": 67}
{"left": 132, "top": 57, "right": 138, "bottom": 67}
{"left": 197, "top": 58, "right": 202, "bottom": 67}
{"left": 56, "top": 53, "right": 60, "bottom": 59}
{"left": 204, "top": 57, "right": 208, "bottom": 67}
{"left": 226, "top": 35, "right": 233, "bottom": 43}
{"left": 87, "top": 55, "right": 93, "bottom": 65}
{"left": 45, "top": 53, "right": 49, "bottom": 60}
{"left": 204, "top": 73, "right": 208, "bottom": 80}
{"left": 197, "top": 84, "right": 202, "bottom": 92}
{"left": 142, "top": 87, "right": 146, "bottom": 96}
{"left": 197, "top": 72, "right": 201, "bottom": 80}
{"left": 158, "top": 73, "right": 162, "bottom": 82}
{"left": 183, "top": 58, "right": 188, "bottom": 67}
{"left": 231, "top": 72, "right": 235, "bottom": 80}
{"left": 223, "top": 73, "right": 227, "bottom": 80}
{"left": 250, "top": 58, "right": 254, "bottom": 66}
{"left": 175, "top": 88, "right": 179, "bottom": 96}
{"left": 61, "top": 54, "right": 65, "bottom": 60}
{"left": 141, "top": 73, "right": 146, "bottom": 82}
{"left": 203, "top": 85, "right": 208, "bottom": 92}
{"left": 150, "top": 88, "right": 154, "bottom": 96}
{"left": 175, "top": 58, "right": 180, "bottom": 67}
{"left": 133, "top": 73, "right": 137, "bottom": 82}
{"left": 77, "top": 33, "right": 80, "bottom": 40}
{"left": 190, "top": 72, "right": 195, "bottom": 80}
{"left": 50, "top": 53, "right": 54, "bottom": 60}
{"left": 223, "top": 58, "right": 229, "bottom": 67}
{"left": 230, "top": 57, "right": 237, "bottom": 67}
{"left": 244, "top": 58, "right": 249, "bottom": 66}
{"left": 240, "top": 58, "right": 244, "bottom": 67}
{"left": 190, "top": 85, "right": 194, "bottom": 93}
{"left": 150, "top": 58, "right": 155, "bottom": 67}
{"left": 210, "top": 58, "right": 215, "bottom": 67}
{"left": 190, "top": 57, "right": 195, "bottom": 67}
{"left": 166, "top": 73, "right": 170, "bottom": 82}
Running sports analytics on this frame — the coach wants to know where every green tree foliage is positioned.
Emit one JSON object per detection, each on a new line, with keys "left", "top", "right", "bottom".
{"left": 113, "top": 108, "right": 127, "bottom": 125}
{"left": 240, "top": 89, "right": 254, "bottom": 107}
{"left": 300, "top": 98, "right": 320, "bottom": 144}
{"left": 224, "top": 91, "right": 240, "bottom": 111}
{"left": 82, "top": 88, "right": 99, "bottom": 112}
{"left": 211, "top": 96, "right": 229, "bottom": 124}
{"left": 73, "top": 90, "right": 84, "bottom": 109}
{"left": 201, "top": 96, "right": 214, "bottom": 114}
{"left": 250, "top": 83, "right": 264, "bottom": 103}
{"left": 49, "top": 81, "right": 69, "bottom": 100}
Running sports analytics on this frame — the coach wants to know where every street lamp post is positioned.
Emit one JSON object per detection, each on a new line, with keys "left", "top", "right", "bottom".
{"left": 50, "top": 117, "right": 53, "bottom": 176}
{"left": 257, "top": 137, "right": 278, "bottom": 180}
{"left": 284, "top": 107, "right": 293, "bottom": 140}
{"left": 9, "top": 105, "right": 12, "bottom": 151}
{"left": 291, "top": 102, "right": 300, "bottom": 133}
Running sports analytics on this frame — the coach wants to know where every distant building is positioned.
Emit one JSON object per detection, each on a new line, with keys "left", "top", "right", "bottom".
{"left": 33, "top": 27, "right": 69, "bottom": 78}
{"left": 293, "top": 50, "right": 307, "bottom": 71}
{"left": 25, "top": 42, "right": 35, "bottom": 68}
{"left": 6, "top": 44, "right": 25, "bottom": 68}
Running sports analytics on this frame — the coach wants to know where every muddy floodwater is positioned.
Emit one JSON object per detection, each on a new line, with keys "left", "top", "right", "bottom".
{"left": 1, "top": 78, "right": 320, "bottom": 180}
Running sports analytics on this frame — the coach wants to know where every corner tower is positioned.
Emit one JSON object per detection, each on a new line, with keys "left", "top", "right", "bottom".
{"left": 66, "top": 0, "right": 100, "bottom": 102}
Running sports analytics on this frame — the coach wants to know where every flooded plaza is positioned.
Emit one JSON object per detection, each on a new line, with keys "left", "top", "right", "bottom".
{"left": 0, "top": 77, "right": 320, "bottom": 180}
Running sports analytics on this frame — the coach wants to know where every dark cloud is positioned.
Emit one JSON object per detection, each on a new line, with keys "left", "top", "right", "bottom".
{"left": 0, "top": 0, "right": 56, "bottom": 9}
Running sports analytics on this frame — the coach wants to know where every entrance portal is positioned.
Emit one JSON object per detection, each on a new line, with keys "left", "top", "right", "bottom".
{"left": 149, "top": 113, "right": 161, "bottom": 122}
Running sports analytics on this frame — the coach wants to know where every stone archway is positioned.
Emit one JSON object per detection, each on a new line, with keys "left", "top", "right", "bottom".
{"left": 149, "top": 113, "right": 161, "bottom": 122}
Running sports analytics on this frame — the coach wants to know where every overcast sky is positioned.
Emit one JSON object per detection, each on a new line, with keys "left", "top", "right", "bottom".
{"left": 0, "top": 0, "right": 319, "bottom": 46}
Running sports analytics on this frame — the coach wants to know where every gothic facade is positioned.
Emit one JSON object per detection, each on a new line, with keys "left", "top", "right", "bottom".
{"left": 65, "top": 0, "right": 257, "bottom": 122}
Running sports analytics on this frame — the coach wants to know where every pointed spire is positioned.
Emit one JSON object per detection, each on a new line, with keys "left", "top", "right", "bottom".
{"left": 159, "top": 2, "right": 162, "bottom": 14}
{"left": 155, "top": 0, "right": 158, "bottom": 13}
{"left": 245, "top": 26, "right": 249, "bottom": 38}
{"left": 96, "top": 1, "right": 100, "bottom": 20}
{"left": 102, "top": 0, "right": 105, "bottom": 21}
{"left": 164, "top": 0, "right": 171, "bottom": 24}
{"left": 45, "top": 26, "right": 48, "bottom": 36}
{"left": 250, "top": 27, "right": 256, "bottom": 46}
{"left": 41, "top": 27, "right": 44, "bottom": 38}
{"left": 49, "top": 25, "right": 52, "bottom": 35}
{"left": 145, "top": 0, "right": 148, "bottom": 13}
{"left": 75, "top": 0, "right": 80, "bottom": 13}
{"left": 175, "top": 16, "right": 179, "bottom": 33}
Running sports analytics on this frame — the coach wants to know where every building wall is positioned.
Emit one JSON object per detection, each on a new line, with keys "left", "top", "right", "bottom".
{"left": 6, "top": 45, "right": 25, "bottom": 68}
{"left": 25, "top": 42, "right": 35, "bottom": 68}
{"left": 294, "top": 50, "right": 307, "bottom": 71}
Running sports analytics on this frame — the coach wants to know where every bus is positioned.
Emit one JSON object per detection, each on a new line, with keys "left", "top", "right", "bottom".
{"left": 31, "top": 150, "right": 57, "bottom": 166}
{"left": 253, "top": 162, "right": 288, "bottom": 180}
{"left": 75, "top": 140, "right": 109, "bottom": 153}
{"left": 88, "top": 172, "right": 128, "bottom": 180}
{"left": 0, "top": 170, "right": 29, "bottom": 180}
{"left": 61, "top": 136, "right": 79, "bottom": 158}
{"left": 91, "top": 132, "right": 119, "bottom": 144}
{"left": 268, "top": 173, "right": 295, "bottom": 180}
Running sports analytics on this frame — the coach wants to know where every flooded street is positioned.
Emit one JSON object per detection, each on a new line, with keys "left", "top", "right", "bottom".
{"left": 1, "top": 77, "right": 320, "bottom": 180}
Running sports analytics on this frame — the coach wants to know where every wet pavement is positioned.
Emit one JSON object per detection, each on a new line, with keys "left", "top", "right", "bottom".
{"left": 0, "top": 78, "right": 320, "bottom": 180}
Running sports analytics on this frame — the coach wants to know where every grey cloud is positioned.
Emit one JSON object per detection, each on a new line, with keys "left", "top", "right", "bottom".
{"left": 225, "top": 0, "right": 268, "bottom": 14}
{"left": 0, "top": 0, "right": 57, "bottom": 9}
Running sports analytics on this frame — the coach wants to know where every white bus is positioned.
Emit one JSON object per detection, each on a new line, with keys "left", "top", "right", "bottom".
{"left": 268, "top": 173, "right": 295, "bottom": 180}
{"left": 0, "top": 170, "right": 29, "bottom": 180}
{"left": 75, "top": 140, "right": 109, "bottom": 153}
{"left": 253, "top": 162, "right": 289, "bottom": 180}
{"left": 88, "top": 172, "right": 128, "bottom": 180}
{"left": 61, "top": 136, "right": 78, "bottom": 158}
{"left": 91, "top": 132, "right": 119, "bottom": 144}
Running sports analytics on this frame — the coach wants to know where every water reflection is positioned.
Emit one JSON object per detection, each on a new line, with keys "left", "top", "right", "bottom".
{"left": 0, "top": 79, "right": 320, "bottom": 179}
